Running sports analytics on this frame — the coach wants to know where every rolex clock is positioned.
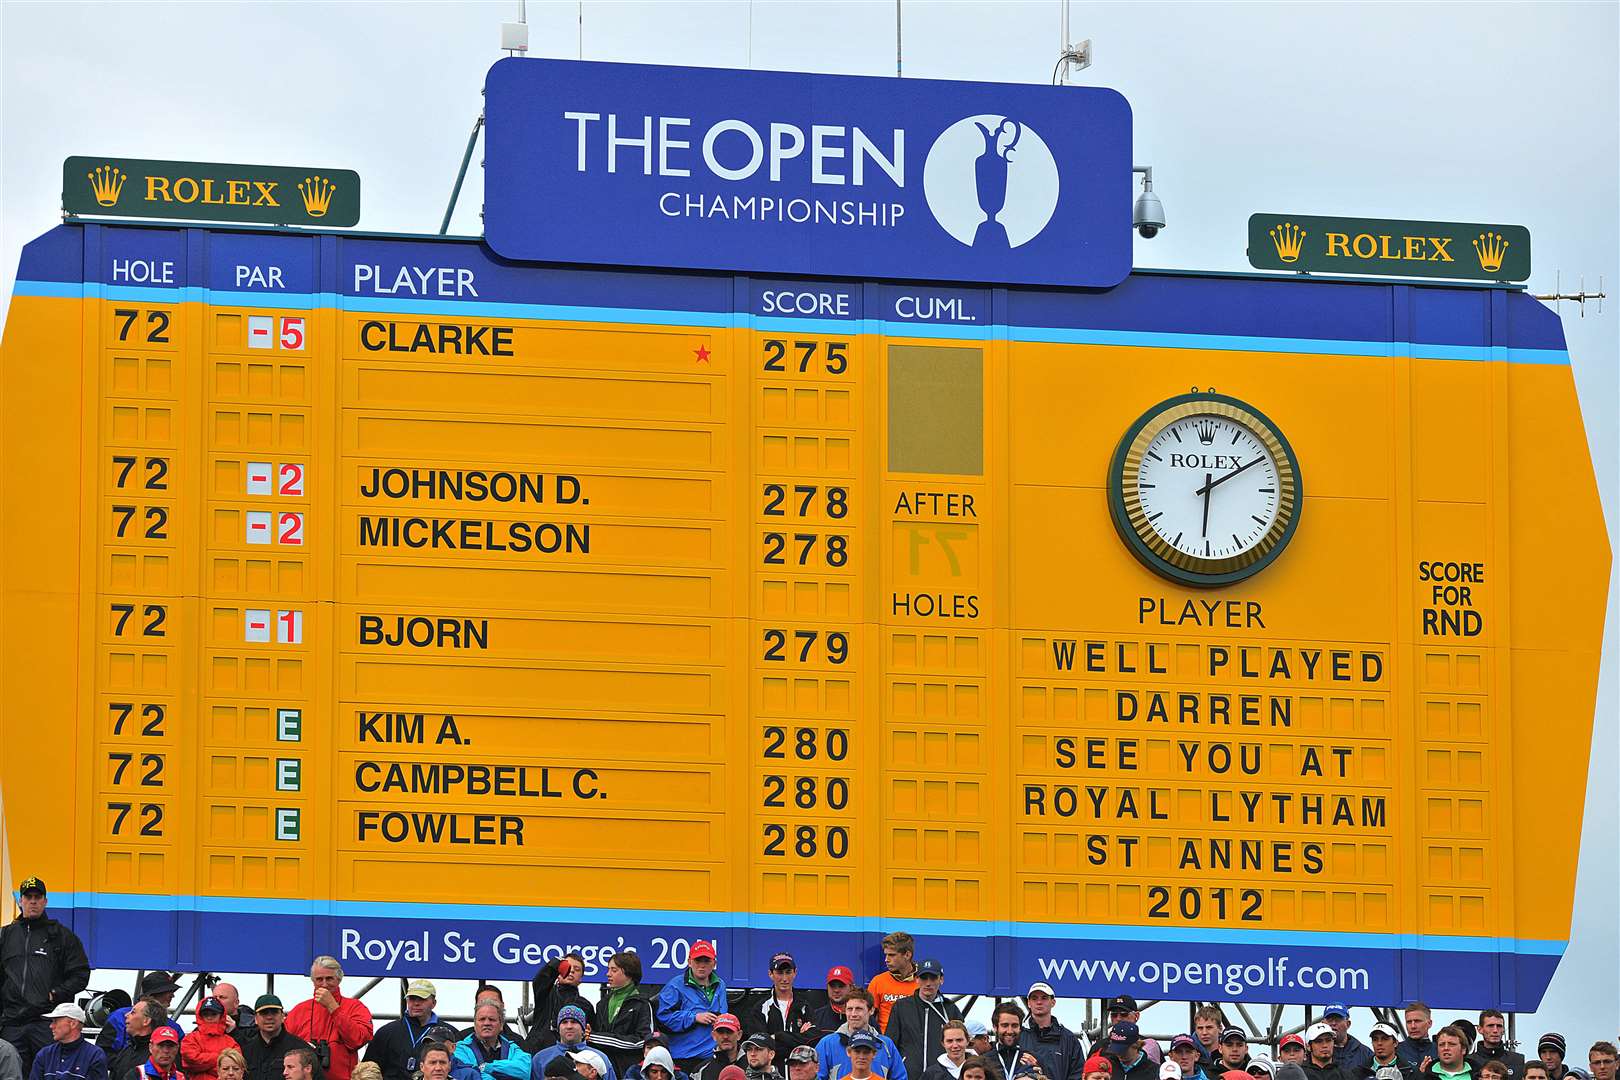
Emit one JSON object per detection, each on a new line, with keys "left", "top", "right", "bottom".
{"left": 1108, "top": 392, "right": 1303, "bottom": 587}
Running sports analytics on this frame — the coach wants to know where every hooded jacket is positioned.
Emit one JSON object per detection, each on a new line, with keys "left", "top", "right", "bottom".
{"left": 815, "top": 1026, "right": 906, "bottom": 1080}
{"left": 884, "top": 994, "right": 961, "bottom": 1080}
{"left": 285, "top": 993, "right": 373, "bottom": 1080}
{"left": 455, "top": 1034, "right": 532, "bottom": 1080}
{"left": 655, "top": 974, "right": 729, "bottom": 1063}
{"left": 28, "top": 1039, "right": 108, "bottom": 1080}
{"left": 1, "top": 915, "right": 91, "bottom": 1028}
{"left": 181, "top": 1016, "right": 237, "bottom": 1080}
{"left": 1019, "top": 1020, "right": 1082, "bottom": 1080}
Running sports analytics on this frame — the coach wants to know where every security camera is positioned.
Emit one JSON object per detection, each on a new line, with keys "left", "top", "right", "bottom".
{"left": 1133, "top": 165, "right": 1164, "bottom": 239}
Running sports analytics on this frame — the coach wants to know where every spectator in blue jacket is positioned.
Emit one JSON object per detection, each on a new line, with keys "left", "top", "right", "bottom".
{"left": 454, "top": 1005, "right": 531, "bottom": 1080}
{"left": 656, "top": 944, "right": 728, "bottom": 1071}
{"left": 533, "top": 1009, "right": 616, "bottom": 1080}
{"left": 29, "top": 1006, "right": 107, "bottom": 1080}
{"left": 815, "top": 993, "right": 905, "bottom": 1080}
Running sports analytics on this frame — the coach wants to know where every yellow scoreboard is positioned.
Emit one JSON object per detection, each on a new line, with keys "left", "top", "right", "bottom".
{"left": 0, "top": 223, "right": 1608, "bottom": 1007}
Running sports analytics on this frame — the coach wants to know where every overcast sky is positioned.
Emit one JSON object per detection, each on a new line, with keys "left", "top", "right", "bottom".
{"left": 2, "top": 0, "right": 1615, "bottom": 1041}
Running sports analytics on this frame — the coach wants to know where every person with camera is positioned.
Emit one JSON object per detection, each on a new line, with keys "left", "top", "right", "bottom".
{"left": 286, "top": 959, "right": 372, "bottom": 1080}
{"left": 238, "top": 997, "right": 312, "bottom": 1080}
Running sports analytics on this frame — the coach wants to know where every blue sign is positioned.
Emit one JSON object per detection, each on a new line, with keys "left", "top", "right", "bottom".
{"left": 483, "top": 58, "right": 1133, "bottom": 288}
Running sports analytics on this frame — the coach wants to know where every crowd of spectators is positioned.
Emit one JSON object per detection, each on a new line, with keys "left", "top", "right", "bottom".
{"left": 3, "top": 883, "right": 1615, "bottom": 1080}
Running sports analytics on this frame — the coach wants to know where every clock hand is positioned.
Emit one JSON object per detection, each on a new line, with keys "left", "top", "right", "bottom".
{"left": 1195, "top": 455, "right": 1264, "bottom": 498}
{"left": 1200, "top": 472, "right": 1212, "bottom": 538}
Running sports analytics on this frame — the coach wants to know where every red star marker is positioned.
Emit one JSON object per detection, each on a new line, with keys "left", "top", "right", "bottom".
{"left": 694, "top": 344, "right": 711, "bottom": 363}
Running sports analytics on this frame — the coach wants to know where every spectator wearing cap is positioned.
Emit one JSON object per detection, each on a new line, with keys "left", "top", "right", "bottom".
{"left": 28, "top": 1005, "right": 106, "bottom": 1080}
{"left": 740, "top": 1033, "right": 781, "bottom": 1080}
{"left": 743, "top": 954, "right": 818, "bottom": 1060}
{"left": 1083, "top": 1058, "right": 1113, "bottom": 1080}
{"left": 1422, "top": 1029, "right": 1471, "bottom": 1080}
{"left": 1396, "top": 1010, "right": 1433, "bottom": 1074}
{"left": 1536, "top": 1037, "right": 1570, "bottom": 1080}
{"left": 1276, "top": 1041, "right": 1305, "bottom": 1070}
{"left": 363, "top": 980, "right": 439, "bottom": 1080}
{"left": 529, "top": 959, "right": 598, "bottom": 1053}
{"left": 695, "top": 1019, "right": 743, "bottom": 1080}
{"left": 843, "top": 1035, "right": 889, "bottom": 1080}
{"left": 1367, "top": 1027, "right": 1413, "bottom": 1080}
{"left": 1094, "top": 1002, "right": 1158, "bottom": 1068}
{"left": 965, "top": 1033, "right": 989, "bottom": 1064}
{"left": 1159, "top": 1064, "right": 1181, "bottom": 1080}
{"left": 454, "top": 1003, "right": 531, "bottom": 1080}
{"left": 986, "top": 1005, "right": 1042, "bottom": 1080}
{"left": 867, "top": 936, "right": 919, "bottom": 1036}
{"left": 1216, "top": 1031, "right": 1251, "bottom": 1074}
{"left": 571, "top": 1051, "right": 613, "bottom": 1080}
{"left": 590, "top": 952, "right": 654, "bottom": 1080}
{"left": 885, "top": 961, "right": 960, "bottom": 1080}
{"left": 183, "top": 999, "right": 239, "bottom": 1080}
{"left": 1302, "top": 1026, "right": 1349, "bottom": 1080}
{"left": 1167, "top": 1037, "right": 1212, "bottom": 1080}
{"left": 1468, "top": 1015, "right": 1521, "bottom": 1080}
{"left": 811, "top": 972, "right": 855, "bottom": 1042}
{"left": 237, "top": 996, "right": 312, "bottom": 1080}
{"left": 1587, "top": 1044, "right": 1616, "bottom": 1080}
{"left": 814, "top": 991, "right": 903, "bottom": 1080}
{"left": 125, "top": 1024, "right": 184, "bottom": 1080}
{"left": 1247, "top": 1054, "right": 1275, "bottom": 1080}
{"left": 1192, "top": 1014, "right": 1225, "bottom": 1074}
{"left": 1, "top": 879, "right": 90, "bottom": 1067}
{"left": 922, "top": 1022, "right": 971, "bottom": 1080}
{"left": 286, "top": 958, "right": 373, "bottom": 1080}
{"left": 658, "top": 944, "right": 729, "bottom": 1072}
{"left": 1097, "top": 1021, "right": 1151, "bottom": 1080}
{"left": 787, "top": 1048, "right": 819, "bottom": 1080}
{"left": 533, "top": 1008, "right": 607, "bottom": 1080}
{"left": 1318, "top": 1010, "right": 1370, "bottom": 1080}
{"left": 211, "top": 989, "right": 250, "bottom": 1041}
{"left": 1015, "top": 984, "right": 1079, "bottom": 1080}
{"left": 101, "top": 976, "right": 186, "bottom": 1056}
{"left": 110, "top": 1004, "right": 166, "bottom": 1080}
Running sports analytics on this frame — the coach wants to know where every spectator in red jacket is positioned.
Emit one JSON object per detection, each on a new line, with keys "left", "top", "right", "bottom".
{"left": 285, "top": 957, "right": 374, "bottom": 1080}
{"left": 182, "top": 999, "right": 238, "bottom": 1080}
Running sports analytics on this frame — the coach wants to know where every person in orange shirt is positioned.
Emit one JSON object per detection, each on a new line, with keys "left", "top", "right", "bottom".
{"left": 865, "top": 934, "right": 918, "bottom": 1034}
{"left": 285, "top": 957, "right": 374, "bottom": 1080}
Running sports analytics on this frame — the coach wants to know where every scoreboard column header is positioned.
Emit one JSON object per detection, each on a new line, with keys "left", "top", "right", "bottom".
{"left": 483, "top": 59, "right": 1133, "bottom": 288}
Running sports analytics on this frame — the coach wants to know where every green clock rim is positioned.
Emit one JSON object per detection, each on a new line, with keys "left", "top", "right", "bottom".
{"left": 1107, "top": 391, "right": 1305, "bottom": 588}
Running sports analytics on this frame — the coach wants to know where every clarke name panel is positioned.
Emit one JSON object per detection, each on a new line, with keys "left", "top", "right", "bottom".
{"left": 0, "top": 220, "right": 1608, "bottom": 1010}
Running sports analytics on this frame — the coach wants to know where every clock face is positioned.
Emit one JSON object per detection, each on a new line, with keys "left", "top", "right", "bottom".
{"left": 1108, "top": 394, "right": 1302, "bottom": 586}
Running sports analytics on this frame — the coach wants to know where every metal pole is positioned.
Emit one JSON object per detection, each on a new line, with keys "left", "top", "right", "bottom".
{"left": 895, "top": 0, "right": 902, "bottom": 77}
{"left": 440, "top": 112, "right": 485, "bottom": 236}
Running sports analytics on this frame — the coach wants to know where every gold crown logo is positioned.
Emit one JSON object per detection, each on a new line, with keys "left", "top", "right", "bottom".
{"left": 298, "top": 175, "right": 335, "bottom": 218}
{"left": 87, "top": 164, "right": 127, "bottom": 207}
{"left": 1473, "top": 231, "right": 1509, "bottom": 274}
{"left": 1269, "top": 221, "right": 1306, "bottom": 263}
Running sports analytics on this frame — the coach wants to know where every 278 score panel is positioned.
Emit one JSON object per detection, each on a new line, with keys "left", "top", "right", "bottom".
{"left": 751, "top": 329, "right": 864, "bottom": 911}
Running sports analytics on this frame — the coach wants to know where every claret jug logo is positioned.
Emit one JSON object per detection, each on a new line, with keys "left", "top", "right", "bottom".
{"left": 88, "top": 164, "right": 127, "bottom": 207}
{"left": 1473, "top": 231, "right": 1509, "bottom": 274}
{"left": 923, "top": 114, "right": 1059, "bottom": 249}
{"left": 299, "top": 175, "right": 336, "bottom": 218}
{"left": 1269, "top": 221, "right": 1306, "bottom": 263}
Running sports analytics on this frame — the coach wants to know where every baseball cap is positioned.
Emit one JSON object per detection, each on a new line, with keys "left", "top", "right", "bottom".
{"left": 742, "top": 1034, "right": 774, "bottom": 1051}
{"left": 1161, "top": 1064, "right": 1182, "bottom": 1080}
{"left": 826, "top": 965, "right": 855, "bottom": 986}
{"left": 788, "top": 1047, "right": 819, "bottom": 1065}
{"left": 1321, "top": 1004, "right": 1349, "bottom": 1020}
{"left": 770, "top": 952, "right": 796, "bottom": 971}
{"left": 44, "top": 1003, "right": 86, "bottom": 1023}
{"left": 570, "top": 1050, "right": 611, "bottom": 1077}
{"left": 199, "top": 996, "right": 225, "bottom": 1016}
{"left": 1222, "top": 1072, "right": 1251, "bottom": 1080}
{"left": 690, "top": 940, "right": 717, "bottom": 961}
{"left": 1170, "top": 1035, "right": 1200, "bottom": 1052}
{"left": 1539, "top": 1035, "right": 1566, "bottom": 1056}
{"left": 1304, "top": 1023, "right": 1334, "bottom": 1043}
{"left": 1085, "top": 1056, "right": 1113, "bottom": 1078}
{"left": 152, "top": 1024, "right": 183, "bottom": 1045}
{"left": 254, "top": 994, "right": 284, "bottom": 1012}
{"left": 1108, "top": 995, "right": 1140, "bottom": 1013}
{"left": 420, "top": 1024, "right": 460, "bottom": 1047}
{"left": 142, "top": 971, "right": 182, "bottom": 995}
{"left": 967, "top": 1020, "right": 989, "bottom": 1038}
{"left": 1369, "top": 1023, "right": 1400, "bottom": 1041}
{"left": 712, "top": 1013, "right": 741, "bottom": 1034}
{"left": 1220, "top": 1027, "right": 1247, "bottom": 1045}
{"left": 1278, "top": 1035, "right": 1305, "bottom": 1052}
{"left": 717, "top": 1068, "right": 747, "bottom": 1080}
{"left": 557, "top": 1005, "right": 589, "bottom": 1028}
{"left": 847, "top": 1032, "right": 880, "bottom": 1052}
{"left": 1026, "top": 980, "right": 1056, "bottom": 999}
{"left": 407, "top": 979, "right": 437, "bottom": 999}
{"left": 1248, "top": 1057, "right": 1276, "bottom": 1077}
{"left": 917, "top": 959, "right": 944, "bottom": 978}
{"left": 1108, "top": 1021, "right": 1142, "bottom": 1052}
{"left": 18, "top": 876, "right": 46, "bottom": 895}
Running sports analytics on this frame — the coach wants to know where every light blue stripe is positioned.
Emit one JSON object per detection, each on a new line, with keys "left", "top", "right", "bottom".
{"left": 7, "top": 280, "right": 1571, "bottom": 365}
{"left": 42, "top": 892, "right": 1566, "bottom": 955}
